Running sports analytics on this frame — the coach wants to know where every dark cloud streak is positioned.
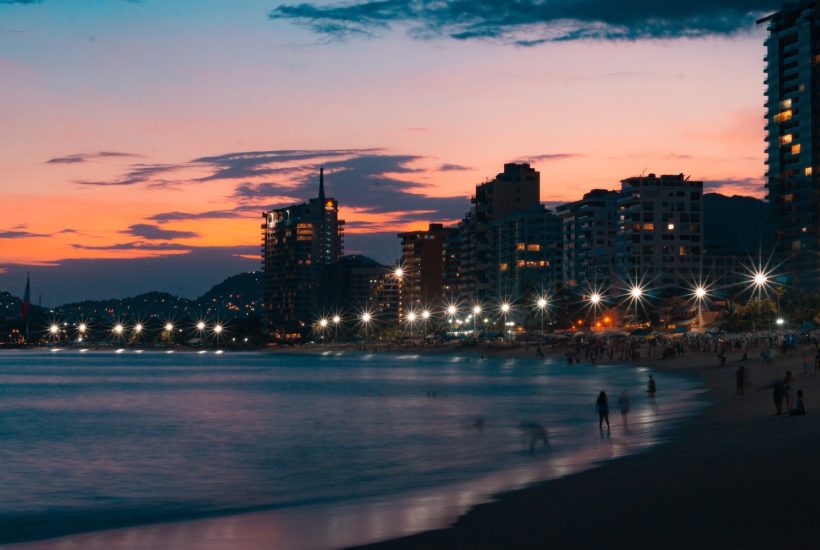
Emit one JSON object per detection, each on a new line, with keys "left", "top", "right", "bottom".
{"left": 269, "top": 0, "right": 777, "bottom": 44}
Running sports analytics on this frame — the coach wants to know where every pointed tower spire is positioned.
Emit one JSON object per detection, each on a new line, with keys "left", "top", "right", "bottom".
{"left": 318, "top": 166, "right": 326, "bottom": 202}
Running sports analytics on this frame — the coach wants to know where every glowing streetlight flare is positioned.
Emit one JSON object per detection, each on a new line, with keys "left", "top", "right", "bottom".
{"left": 421, "top": 310, "right": 431, "bottom": 320}
{"left": 361, "top": 312, "right": 372, "bottom": 323}
{"left": 630, "top": 286, "right": 643, "bottom": 299}
{"left": 332, "top": 315, "right": 341, "bottom": 324}
{"left": 776, "top": 317, "right": 785, "bottom": 326}
{"left": 196, "top": 321, "right": 206, "bottom": 331}
{"left": 589, "top": 293, "right": 601, "bottom": 305}
{"left": 78, "top": 323, "right": 87, "bottom": 333}
{"left": 165, "top": 323, "right": 174, "bottom": 332}
{"left": 500, "top": 302, "right": 511, "bottom": 314}
{"left": 319, "top": 318, "right": 329, "bottom": 328}
{"left": 694, "top": 286, "right": 707, "bottom": 300}
{"left": 446, "top": 305, "right": 457, "bottom": 316}
{"left": 536, "top": 298, "right": 547, "bottom": 309}
{"left": 407, "top": 311, "right": 417, "bottom": 322}
{"left": 473, "top": 305, "right": 482, "bottom": 315}
{"left": 753, "top": 272, "right": 769, "bottom": 287}
{"left": 394, "top": 267, "right": 404, "bottom": 279}
{"left": 49, "top": 324, "right": 59, "bottom": 335}
{"left": 213, "top": 324, "right": 223, "bottom": 334}
{"left": 134, "top": 323, "right": 143, "bottom": 334}
{"left": 114, "top": 324, "right": 124, "bottom": 335}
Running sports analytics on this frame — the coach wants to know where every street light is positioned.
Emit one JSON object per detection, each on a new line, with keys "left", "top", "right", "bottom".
{"left": 421, "top": 309, "right": 430, "bottom": 342}
{"left": 500, "top": 301, "right": 512, "bottom": 341}
{"left": 213, "top": 323, "right": 224, "bottom": 348}
{"left": 536, "top": 296, "right": 548, "bottom": 344}
{"left": 332, "top": 314, "right": 341, "bottom": 343}
{"left": 360, "top": 310, "right": 373, "bottom": 350}
{"left": 472, "top": 304, "right": 482, "bottom": 338}
{"left": 406, "top": 310, "right": 417, "bottom": 342}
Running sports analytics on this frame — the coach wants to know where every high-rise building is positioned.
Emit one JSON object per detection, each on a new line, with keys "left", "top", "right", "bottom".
{"left": 556, "top": 189, "right": 619, "bottom": 291}
{"left": 261, "top": 168, "right": 344, "bottom": 339}
{"left": 492, "top": 205, "right": 562, "bottom": 300}
{"left": 759, "top": 2, "right": 820, "bottom": 289}
{"left": 615, "top": 174, "right": 703, "bottom": 296}
{"left": 455, "top": 163, "right": 541, "bottom": 301}
{"left": 398, "top": 223, "right": 457, "bottom": 311}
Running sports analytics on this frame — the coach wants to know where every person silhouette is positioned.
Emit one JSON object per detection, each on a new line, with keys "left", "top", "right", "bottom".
{"left": 596, "top": 391, "right": 610, "bottom": 430}
{"left": 647, "top": 375, "right": 657, "bottom": 403}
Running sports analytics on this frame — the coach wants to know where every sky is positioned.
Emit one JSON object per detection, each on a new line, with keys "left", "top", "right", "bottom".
{"left": 0, "top": 0, "right": 778, "bottom": 305}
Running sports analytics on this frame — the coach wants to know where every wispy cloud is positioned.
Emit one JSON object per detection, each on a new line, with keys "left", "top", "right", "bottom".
{"left": 0, "top": 229, "right": 48, "bottom": 239}
{"left": 515, "top": 153, "right": 583, "bottom": 163}
{"left": 121, "top": 224, "right": 199, "bottom": 240}
{"left": 269, "top": 0, "right": 776, "bottom": 44}
{"left": 46, "top": 151, "right": 142, "bottom": 165}
{"left": 72, "top": 241, "right": 191, "bottom": 252}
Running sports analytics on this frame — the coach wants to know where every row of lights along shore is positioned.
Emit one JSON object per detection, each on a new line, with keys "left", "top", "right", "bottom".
{"left": 316, "top": 261, "right": 785, "bottom": 338}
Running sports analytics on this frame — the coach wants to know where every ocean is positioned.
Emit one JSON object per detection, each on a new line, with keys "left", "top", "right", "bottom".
{"left": 0, "top": 350, "right": 705, "bottom": 548}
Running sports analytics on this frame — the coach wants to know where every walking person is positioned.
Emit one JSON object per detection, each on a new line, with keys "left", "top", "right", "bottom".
{"left": 596, "top": 391, "right": 610, "bottom": 430}
{"left": 647, "top": 375, "right": 657, "bottom": 403}
{"left": 618, "top": 390, "right": 631, "bottom": 425}
{"left": 736, "top": 365, "right": 746, "bottom": 396}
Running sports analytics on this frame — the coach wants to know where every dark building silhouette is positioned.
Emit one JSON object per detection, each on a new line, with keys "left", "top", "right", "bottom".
{"left": 261, "top": 169, "right": 344, "bottom": 339}
{"left": 615, "top": 174, "right": 703, "bottom": 296}
{"left": 759, "top": 2, "right": 820, "bottom": 289}
{"left": 451, "top": 163, "right": 541, "bottom": 301}
{"left": 398, "top": 223, "right": 457, "bottom": 311}
{"left": 492, "top": 205, "right": 562, "bottom": 300}
{"left": 557, "top": 189, "right": 619, "bottom": 290}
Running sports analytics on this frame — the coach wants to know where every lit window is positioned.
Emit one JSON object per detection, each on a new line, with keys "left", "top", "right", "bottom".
{"left": 526, "top": 244, "right": 541, "bottom": 252}
{"left": 515, "top": 243, "right": 526, "bottom": 251}
{"left": 805, "top": 167, "right": 813, "bottom": 176}
{"left": 774, "top": 110, "right": 792, "bottom": 122}
{"left": 780, "top": 134, "right": 793, "bottom": 145}
{"left": 780, "top": 99, "right": 792, "bottom": 109}
{"left": 499, "top": 262, "right": 509, "bottom": 271}
{"left": 667, "top": 223, "right": 675, "bottom": 231}
{"left": 791, "top": 144, "right": 801, "bottom": 155}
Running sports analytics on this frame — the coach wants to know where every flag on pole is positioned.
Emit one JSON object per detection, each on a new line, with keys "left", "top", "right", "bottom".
{"left": 20, "top": 273, "right": 30, "bottom": 321}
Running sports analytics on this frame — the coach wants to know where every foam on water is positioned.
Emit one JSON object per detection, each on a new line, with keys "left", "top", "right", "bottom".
{"left": 0, "top": 350, "right": 705, "bottom": 547}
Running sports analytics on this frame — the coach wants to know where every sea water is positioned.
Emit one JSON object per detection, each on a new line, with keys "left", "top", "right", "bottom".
{"left": 0, "top": 350, "right": 704, "bottom": 548}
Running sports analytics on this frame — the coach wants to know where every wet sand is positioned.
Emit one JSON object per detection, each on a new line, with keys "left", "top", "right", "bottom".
{"left": 360, "top": 345, "right": 820, "bottom": 549}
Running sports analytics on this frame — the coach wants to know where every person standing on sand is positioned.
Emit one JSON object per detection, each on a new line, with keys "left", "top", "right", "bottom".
{"left": 647, "top": 375, "right": 657, "bottom": 403}
{"left": 773, "top": 379, "right": 785, "bottom": 415}
{"left": 596, "top": 391, "right": 610, "bottom": 430}
{"left": 736, "top": 365, "right": 746, "bottom": 395}
{"left": 784, "top": 370, "right": 795, "bottom": 412}
{"left": 790, "top": 390, "right": 806, "bottom": 416}
{"left": 618, "top": 390, "right": 630, "bottom": 425}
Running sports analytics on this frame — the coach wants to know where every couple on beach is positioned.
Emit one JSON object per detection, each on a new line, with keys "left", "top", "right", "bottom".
{"left": 769, "top": 370, "right": 806, "bottom": 416}
{"left": 597, "top": 376, "right": 656, "bottom": 430}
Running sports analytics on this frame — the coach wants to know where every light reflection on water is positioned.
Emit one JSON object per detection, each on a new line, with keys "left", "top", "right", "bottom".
{"left": 0, "top": 350, "right": 704, "bottom": 547}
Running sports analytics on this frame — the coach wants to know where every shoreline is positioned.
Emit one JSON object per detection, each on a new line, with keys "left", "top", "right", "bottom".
{"left": 4, "top": 347, "right": 709, "bottom": 550}
{"left": 358, "top": 344, "right": 820, "bottom": 549}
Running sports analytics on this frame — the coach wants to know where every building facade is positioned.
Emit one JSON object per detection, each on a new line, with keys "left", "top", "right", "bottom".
{"left": 453, "top": 163, "right": 541, "bottom": 301}
{"left": 615, "top": 174, "right": 703, "bottom": 296}
{"left": 398, "top": 223, "right": 457, "bottom": 312}
{"left": 557, "top": 189, "right": 619, "bottom": 291}
{"left": 759, "top": 1, "right": 820, "bottom": 289}
{"left": 261, "top": 168, "right": 344, "bottom": 339}
{"left": 492, "top": 205, "right": 562, "bottom": 300}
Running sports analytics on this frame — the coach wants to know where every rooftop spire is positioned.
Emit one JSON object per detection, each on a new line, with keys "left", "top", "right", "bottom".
{"left": 318, "top": 166, "right": 326, "bottom": 202}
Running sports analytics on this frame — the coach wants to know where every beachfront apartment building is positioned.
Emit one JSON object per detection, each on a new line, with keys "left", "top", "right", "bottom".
{"left": 759, "top": 1, "right": 820, "bottom": 290}
{"left": 450, "top": 163, "right": 541, "bottom": 302}
{"left": 615, "top": 174, "right": 703, "bottom": 297}
{"left": 556, "top": 189, "right": 619, "bottom": 292}
{"left": 492, "top": 205, "right": 563, "bottom": 301}
{"left": 261, "top": 168, "right": 344, "bottom": 339}
{"left": 398, "top": 223, "right": 457, "bottom": 312}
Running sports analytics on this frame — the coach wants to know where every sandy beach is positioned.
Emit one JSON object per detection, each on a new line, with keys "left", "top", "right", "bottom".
{"left": 358, "top": 342, "right": 820, "bottom": 549}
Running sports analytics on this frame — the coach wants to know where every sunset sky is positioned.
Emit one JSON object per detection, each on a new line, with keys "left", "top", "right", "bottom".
{"left": 0, "top": 0, "right": 778, "bottom": 304}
